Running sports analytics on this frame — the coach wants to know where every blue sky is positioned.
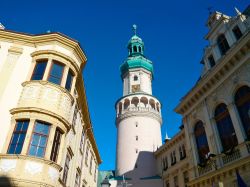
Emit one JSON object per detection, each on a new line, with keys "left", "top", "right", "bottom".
{"left": 0, "top": 0, "right": 249, "bottom": 170}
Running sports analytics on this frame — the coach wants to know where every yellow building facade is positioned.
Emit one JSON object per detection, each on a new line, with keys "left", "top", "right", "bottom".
{"left": 0, "top": 28, "right": 101, "bottom": 187}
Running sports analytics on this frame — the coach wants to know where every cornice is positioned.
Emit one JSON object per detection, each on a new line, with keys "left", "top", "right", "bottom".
{"left": 116, "top": 110, "right": 162, "bottom": 124}
{"left": 10, "top": 107, "right": 71, "bottom": 131}
{"left": 0, "top": 29, "right": 87, "bottom": 69}
{"left": 175, "top": 31, "right": 250, "bottom": 116}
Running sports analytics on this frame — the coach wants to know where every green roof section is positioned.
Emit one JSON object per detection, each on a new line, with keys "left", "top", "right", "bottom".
{"left": 120, "top": 56, "right": 154, "bottom": 77}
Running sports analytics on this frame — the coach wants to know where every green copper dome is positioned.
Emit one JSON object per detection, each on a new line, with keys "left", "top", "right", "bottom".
{"left": 120, "top": 25, "right": 154, "bottom": 77}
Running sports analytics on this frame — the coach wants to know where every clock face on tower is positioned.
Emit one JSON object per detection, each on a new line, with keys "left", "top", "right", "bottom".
{"left": 132, "top": 84, "right": 140, "bottom": 93}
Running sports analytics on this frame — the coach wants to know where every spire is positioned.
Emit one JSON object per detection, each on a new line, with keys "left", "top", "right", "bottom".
{"left": 235, "top": 7, "right": 242, "bottom": 16}
{"left": 164, "top": 131, "right": 171, "bottom": 143}
{"left": 132, "top": 24, "right": 137, "bottom": 36}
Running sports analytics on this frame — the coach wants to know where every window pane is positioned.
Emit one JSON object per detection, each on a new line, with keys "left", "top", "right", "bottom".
{"left": 15, "top": 144, "right": 22, "bottom": 154}
{"left": 31, "top": 134, "right": 40, "bottom": 146}
{"left": 29, "top": 145, "right": 37, "bottom": 156}
{"left": 40, "top": 136, "right": 47, "bottom": 147}
{"left": 48, "top": 62, "right": 64, "bottom": 85}
{"left": 37, "top": 147, "right": 44, "bottom": 157}
{"left": 35, "top": 122, "right": 50, "bottom": 135}
{"left": 65, "top": 70, "right": 74, "bottom": 91}
{"left": 8, "top": 145, "right": 15, "bottom": 154}
{"left": 32, "top": 61, "right": 47, "bottom": 80}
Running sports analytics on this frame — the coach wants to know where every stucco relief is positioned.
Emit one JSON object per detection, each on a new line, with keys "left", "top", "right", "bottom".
{"left": 21, "top": 86, "right": 39, "bottom": 100}
{"left": 25, "top": 161, "right": 43, "bottom": 175}
{"left": 48, "top": 167, "right": 59, "bottom": 182}
{"left": 59, "top": 96, "right": 71, "bottom": 119}
{"left": 0, "top": 159, "right": 17, "bottom": 172}
{"left": 43, "top": 88, "right": 59, "bottom": 103}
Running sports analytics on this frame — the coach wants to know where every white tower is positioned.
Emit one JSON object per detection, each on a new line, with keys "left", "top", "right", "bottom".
{"left": 115, "top": 25, "right": 162, "bottom": 186}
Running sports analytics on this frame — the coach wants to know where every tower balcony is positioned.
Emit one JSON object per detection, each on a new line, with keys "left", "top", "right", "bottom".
{"left": 116, "top": 94, "right": 162, "bottom": 123}
{"left": 17, "top": 81, "right": 74, "bottom": 125}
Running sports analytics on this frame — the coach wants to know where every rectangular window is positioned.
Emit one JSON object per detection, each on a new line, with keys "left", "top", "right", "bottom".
{"left": 65, "top": 70, "right": 74, "bottom": 91}
{"left": 72, "top": 107, "right": 78, "bottom": 129}
{"left": 28, "top": 121, "right": 50, "bottom": 158}
{"left": 80, "top": 130, "right": 84, "bottom": 151}
{"left": 85, "top": 145, "right": 89, "bottom": 166}
{"left": 50, "top": 128, "right": 63, "bottom": 162}
{"left": 208, "top": 55, "right": 215, "bottom": 68}
{"left": 74, "top": 171, "right": 80, "bottom": 187}
{"left": 63, "top": 153, "right": 71, "bottom": 184}
{"left": 232, "top": 26, "right": 243, "bottom": 40}
{"left": 94, "top": 165, "right": 97, "bottom": 181}
{"left": 8, "top": 120, "right": 29, "bottom": 154}
{"left": 89, "top": 155, "right": 93, "bottom": 174}
{"left": 48, "top": 61, "right": 64, "bottom": 85}
{"left": 31, "top": 61, "right": 47, "bottom": 80}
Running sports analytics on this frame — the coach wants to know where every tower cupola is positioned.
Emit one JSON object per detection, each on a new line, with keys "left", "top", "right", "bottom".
{"left": 127, "top": 25, "right": 144, "bottom": 56}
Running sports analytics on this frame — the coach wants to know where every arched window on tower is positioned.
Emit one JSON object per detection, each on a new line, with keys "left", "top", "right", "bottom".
{"left": 235, "top": 86, "right": 250, "bottom": 140}
{"left": 194, "top": 121, "right": 210, "bottom": 163}
{"left": 134, "top": 75, "right": 138, "bottom": 81}
{"left": 124, "top": 99, "right": 130, "bottom": 110}
{"left": 138, "top": 46, "right": 142, "bottom": 53}
{"left": 217, "top": 34, "right": 230, "bottom": 56}
{"left": 214, "top": 103, "right": 238, "bottom": 152}
{"left": 133, "top": 46, "right": 137, "bottom": 53}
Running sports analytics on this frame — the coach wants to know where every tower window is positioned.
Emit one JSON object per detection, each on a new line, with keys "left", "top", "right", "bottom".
{"left": 135, "top": 122, "right": 138, "bottom": 127}
{"left": 217, "top": 34, "right": 230, "bottom": 56}
{"left": 134, "top": 75, "right": 138, "bottom": 81}
{"left": 133, "top": 46, "right": 137, "bottom": 53}
{"left": 136, "top": 136, "right": 138, "bottom": 141}
{"left": 232, "top": 26, "right": 243, "bottom": 40}
{"left": 65, "top": 70, "right": 74, "bottom": 91}
{"left": 138, "top": 46, "right": 142, "bottom": 52}
{"left": 136, "top": 149, "right": 138, "bottom": 153}
{"left": 208, "top": 55, "right": 215, "bottom": 68}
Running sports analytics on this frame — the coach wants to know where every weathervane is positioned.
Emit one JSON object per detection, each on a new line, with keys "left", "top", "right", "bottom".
{"left": 132, "top": 24, "right": 137, "bottom": 35}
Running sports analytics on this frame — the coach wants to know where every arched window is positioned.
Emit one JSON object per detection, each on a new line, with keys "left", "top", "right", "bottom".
{"left": 140, "top": 97, "right": 148, "bottom": 107}
{"left": 138, "top": 46, "right": 142, "bottom": 53}
{"left": 124, "top": 99, "right": 130, "bottom": 110}
{"left": 134, "top": 75, "right": 138, "bottom": 81}
{"left": 194, "top": 121, "right": 210, "bottom": 163}
{"left": 235, "top": 86, "right": 250, "bottom": 140}
{"left": 215, "top": 103, "right": 238, "bottom": 151}
{"left": 131, "top": 97, "right": 139, "bottom": 107}
{"left": 217, "top": 34, "right": 230, "bottom": 55}
{"left": 133, "top": 46, "right": 137, "bottom": 53}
